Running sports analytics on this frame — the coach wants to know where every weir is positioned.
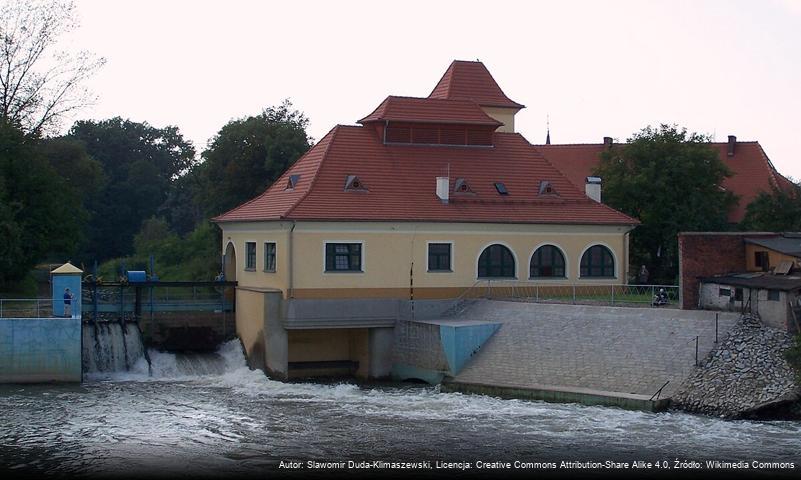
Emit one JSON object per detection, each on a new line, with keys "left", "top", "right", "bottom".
{"left": 81, "top": 280, "right": 237, "bottom": 352}
{"left": 82, "top": 320, "right": 243, "bottom": 378}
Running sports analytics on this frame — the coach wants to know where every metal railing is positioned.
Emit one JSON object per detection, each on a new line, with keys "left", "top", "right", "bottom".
{"left": 452, "top": 280, "right": 680, "bottom": 308}
{"left": 0, "top": 298, "right": 56, "bottom": 318}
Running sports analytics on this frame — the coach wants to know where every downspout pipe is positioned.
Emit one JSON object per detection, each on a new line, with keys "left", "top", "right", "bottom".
{"left": 288, "top": 221, "right": 296, "bottom": 298}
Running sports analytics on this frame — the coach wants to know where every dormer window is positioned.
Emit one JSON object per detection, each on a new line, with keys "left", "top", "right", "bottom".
{"left": 539, "top": 180, "right": 557, "bottom": 196}
{"left": 285, "top": 174, "right": 301, "bottom": 190}
{"left": 344, "top": 175, "right": 368, "bottom": 191}
{"left": 454, "top": 178, "right": 474, "bottom": 194}
{"left": 494, "top": 182, "right": 508, "bottom": 195}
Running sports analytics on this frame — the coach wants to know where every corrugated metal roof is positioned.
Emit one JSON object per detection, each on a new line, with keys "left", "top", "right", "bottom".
{"left": 745, "top": 236, "right": 801, "bottom": 257}
{"left": 701, "top": 273, "right": 801, "bottom": 291}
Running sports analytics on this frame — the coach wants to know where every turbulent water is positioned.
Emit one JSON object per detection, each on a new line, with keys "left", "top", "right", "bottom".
{"left": 1, "top": 336, "right": 800, "bottom": 478}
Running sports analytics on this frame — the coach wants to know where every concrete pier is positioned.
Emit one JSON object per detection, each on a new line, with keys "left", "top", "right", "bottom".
{"left": 0, "top": 317, "right": 82, "bottom": 383}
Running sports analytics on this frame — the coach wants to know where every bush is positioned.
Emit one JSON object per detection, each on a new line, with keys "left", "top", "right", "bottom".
{"left": 95, "top": 220, "right": 220, "bottom": 282}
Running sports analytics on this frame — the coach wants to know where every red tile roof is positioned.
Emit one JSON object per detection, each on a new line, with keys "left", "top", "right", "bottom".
{"left": 429, "top": 60, "right": 524, "bottom": 109}
{"left": 358, "top": 96, "right": 502, "bottom": 126}
{"left": 536, "top": 141, "right": 796, "bottom": 223}
{"left": 214, "top": 126, "right": 637, "bottom": 226}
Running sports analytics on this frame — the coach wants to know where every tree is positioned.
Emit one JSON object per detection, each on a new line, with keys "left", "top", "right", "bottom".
{"left": 595, "top": 125, "right": 738, "bottom": 284}
{"left": 157, "top": 164, "right": 205, "bottom": 236}
{"left": 0, "top": 0, "right": 104, "bottom": 134}
{"left": 67, "top": 117, "right": 196, "bottom": 261}
{"left": 740, "top": 183, "right": 801, "bottom": 231}
{"left": 197, "top": 100, "right": 311, "bottom": 217}
{"left": 0, "top": 119, "right": 85, "bottom": 287}
{"left": 38, "top": 136, "right": 105, "bottom": 205}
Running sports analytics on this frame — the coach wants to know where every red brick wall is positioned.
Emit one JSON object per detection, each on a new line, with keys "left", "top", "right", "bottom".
{"left": 678, "top": 233, "right": 777, "bottom": 309}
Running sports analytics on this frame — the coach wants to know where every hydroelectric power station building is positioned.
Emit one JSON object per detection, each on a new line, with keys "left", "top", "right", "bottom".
{"left": 213, "top": 60, "right": 639, "bottom": 380}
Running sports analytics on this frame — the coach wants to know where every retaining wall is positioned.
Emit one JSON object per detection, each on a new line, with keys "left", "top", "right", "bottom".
{"left": 0, "top": 317, "right": 82, "bottom": 383}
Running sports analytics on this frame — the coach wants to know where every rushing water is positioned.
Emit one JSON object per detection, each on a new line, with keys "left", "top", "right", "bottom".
{"left": 1, "top": 338, "right": 800, "bottom": 478}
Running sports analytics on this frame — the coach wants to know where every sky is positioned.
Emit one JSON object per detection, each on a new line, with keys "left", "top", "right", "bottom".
{"left": 63, "top": 0, "right": 801, "bottom": 180}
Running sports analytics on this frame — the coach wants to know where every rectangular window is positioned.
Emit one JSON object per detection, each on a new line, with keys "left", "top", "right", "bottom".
{"left": 264, "top": 242, "right": 276, "bottom": 272}
{"left": 428, "top": 243, "right": 452, "bottom": 272}
{"left": 719, "top": 288, "right": 731, "bottom": 297}
{"left": 755, "top": 251, "right": 769, "bottom": 271}
{"left": 245, "top": 242, "right": 256, "bottom": 270}
{"left": 768, "top": 289, "right": 780, "bottom": 301}
{"left": 325, "top": 243, "right": 362, "bottom": 272}
{"left": 734, "top": 288, "right": 743, "bottom": 302}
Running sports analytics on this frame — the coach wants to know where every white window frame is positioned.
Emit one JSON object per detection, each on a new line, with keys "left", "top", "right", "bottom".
{"left": 322, "top": 240, "right": 366, "bottom": 274}
{"left": 528, "top": 242, "right": 570, "bottom": 280}
{"left": 244, "top": 240, "right": 257, "bottom": 271}
{"left": 474, "top": 241, "right": 519, "bottom": 280}
{"left": 263, "top": 241, "right": 277, "bottom": 273}
{"left": 577, "top": 242, "right": 618, "bottom": 280}
{"left": 426, "top": 240, "right": 454, "bottom": 273}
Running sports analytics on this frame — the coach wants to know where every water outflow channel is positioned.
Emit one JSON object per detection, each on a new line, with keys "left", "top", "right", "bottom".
{"left": 1, "top": 332, "right": 800, "bottom": 477}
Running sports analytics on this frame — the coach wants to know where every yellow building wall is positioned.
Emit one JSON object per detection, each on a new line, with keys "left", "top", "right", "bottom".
{"left": 288, "top": 329, "right": 369, "bottom": 377}
{"left": 481, "top": 106, "right": 517, "bottom": 133}
{"left": 745, "top": 244, "right": 800, "bottom": 272}
{"left": 222, "top": 221, "right": 292, "bottom": 292}
{"left": 235, "top": 287, "right": 265, "bottom": 365}
{"left": 220, "top": 221, "right": 632, "bottom": 299}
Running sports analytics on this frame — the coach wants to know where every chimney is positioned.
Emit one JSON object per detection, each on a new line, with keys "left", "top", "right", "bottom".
{"left": 603, "top": 136, "right": 613, "bottom": 148}
{"left": 585, "top": 176, "right": 602, "bottom": 203}
{"left": 727, "top": 135, "right": 736, "bottom": 156}
{"left": 436, "top": 177, "right": 449, "bottom": 204}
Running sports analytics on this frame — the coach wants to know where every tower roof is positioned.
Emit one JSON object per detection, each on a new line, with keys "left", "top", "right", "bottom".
{"left": 428, "top": 60, "right": 524, "bottom": 109}
{"left": 358, "top": 96, "right": 502, "bottom": 126}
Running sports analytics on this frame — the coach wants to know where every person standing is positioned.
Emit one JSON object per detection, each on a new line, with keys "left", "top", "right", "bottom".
{"left": 638, "top": 265, "right": 649, "bottom": 285}
{"left": 64, "top": 288, "right": 74, "bottom": 318}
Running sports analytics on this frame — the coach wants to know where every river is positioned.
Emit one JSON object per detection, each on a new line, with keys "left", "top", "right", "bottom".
{"left": 1, "top": 340, "right": 799, "bottom": 478}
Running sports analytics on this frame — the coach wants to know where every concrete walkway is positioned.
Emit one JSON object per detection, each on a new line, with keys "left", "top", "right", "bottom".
{"left": 450, "top": 300, "right": 740, "bottom": 399}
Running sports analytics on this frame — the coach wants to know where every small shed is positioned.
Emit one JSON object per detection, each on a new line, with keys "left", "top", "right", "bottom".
{"left": 699, "top": 273, "right": 801, "bottom": 333}
{"left": 51, "top": 262, "right": 83, "bottom": 318}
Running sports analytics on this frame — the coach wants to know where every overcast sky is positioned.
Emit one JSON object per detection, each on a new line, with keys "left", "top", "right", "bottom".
{"left": 67, "top": 0, "right": 801, "bottom": 180}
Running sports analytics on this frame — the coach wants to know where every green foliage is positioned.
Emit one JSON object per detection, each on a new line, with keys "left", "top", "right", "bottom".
{"left": 196, "top": 100, "right": 311, "bottom": 217}
{"left": 67, "top": 117, "right": 196, "bottom": 261}
{"left": 98, "top": 220, "right": 220, "bottom": 282}
{"left": 38, "top": 137, "right": 106, "bottom": 204}
{"left": 740, "top": 183, "right": 801, "bottom": 231}
{"left": 0, "top": 120, "right": 86, "bottom": 288}
{"left": 595, "top": 125, "right": 738, "bottom": 284}
{"left": 0, "top": 272, "right": 38, "bottom": 298}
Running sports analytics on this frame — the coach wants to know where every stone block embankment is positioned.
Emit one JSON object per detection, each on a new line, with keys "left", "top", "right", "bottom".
{"left": 450, "top": 301, "right": 740, "bottom": 399}
{"left": 672, "top": 315, "right": 800, "bottom": 419}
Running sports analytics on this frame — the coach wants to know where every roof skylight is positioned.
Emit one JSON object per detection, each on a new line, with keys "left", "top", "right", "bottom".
{"left": 286, "top": 174, "right": 301, "bottom": 190}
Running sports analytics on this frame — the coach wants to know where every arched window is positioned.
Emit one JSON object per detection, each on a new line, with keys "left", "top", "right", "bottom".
{"left": 580, "top": 245, "right": 615, "bottom": 277}
{"left": 530, "top": 245, "right": 566, "bottom": 278}
{"left": 478, "top": 244, "right": 515, "bottom": 278}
